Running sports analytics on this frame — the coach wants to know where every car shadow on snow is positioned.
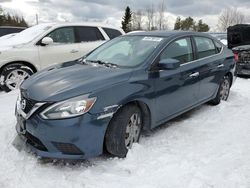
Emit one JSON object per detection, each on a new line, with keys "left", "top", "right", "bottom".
{"left": 142, "top": 104, "right": 207, "bottom": 138}
{"left": 237, "top": 75, "right": 250, "bottom": 79}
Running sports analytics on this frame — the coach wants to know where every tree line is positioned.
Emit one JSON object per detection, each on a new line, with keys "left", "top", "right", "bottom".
{"left": 121, "top": 5, "right": 210, "bottom": 33}
{"left": 121, "top": 5, "right": 246, "bottom": 33}
{"left": 0, "top": 6, "right": 28, "bottom": 27}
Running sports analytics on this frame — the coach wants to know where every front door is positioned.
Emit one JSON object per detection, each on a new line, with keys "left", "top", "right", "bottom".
{"left": 38, "top": 26, "right": 81, "bottom": 69}
{"left": 153, "top": 37, "right": 201, "bottom": 124}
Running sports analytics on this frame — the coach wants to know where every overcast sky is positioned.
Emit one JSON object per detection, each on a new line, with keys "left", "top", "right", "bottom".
{"left": 0, "top": 0, "right": 250, "bottom": 31}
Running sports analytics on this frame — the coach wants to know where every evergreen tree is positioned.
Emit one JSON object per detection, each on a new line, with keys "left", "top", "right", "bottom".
{"left": 174, "top": 16, "right": 181, "bottom": 30}
{"left": 121, "top": 6, "right": 132, "bottom": 33}
{"left": 181, "top": 17, "right": 195, "bottom": 30}
{"left": 173, "top": 16, "right": 210, "bottom": 32}
{"left": 0, "top": 6, "right": 28, "bottom": 27}
{"left": 195, "top": 19, "right": 209, "bottom": 32}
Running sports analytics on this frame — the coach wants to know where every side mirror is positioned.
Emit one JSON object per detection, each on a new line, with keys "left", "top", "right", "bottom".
{"left": 158, "top": 58, "right": 181, "bottom": 70}
{"left": 41, "top": 37, "right": 53, "bottom": 46}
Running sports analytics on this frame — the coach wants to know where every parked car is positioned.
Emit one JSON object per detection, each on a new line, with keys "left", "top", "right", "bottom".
{"left": 0, "top": 26, "right": 26, "bottom": 37}
{"left": 0, "top": 23, "right": 124, "bottom": 92}
{"left": 0, "top": 33, "right": 17, "bottom": 40}
{"left": 13, "top": 31, "right": 236, "bottom": 159}
{"left": 227, "top": 24, "right": 250, "bottom": 49}
{"left": 209, "top": 32, "right": 227, "bottom": 46}
{"left": 232, "top": 45, "right": 250, "bottom": 76}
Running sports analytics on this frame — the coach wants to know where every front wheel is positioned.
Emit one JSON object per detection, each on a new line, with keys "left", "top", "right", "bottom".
{"left": 0, "top": 63, "right": 33, "bottom": 92}
{"left": 105, "top": 105, "right": 142, "bottom": 158}
{"left": 210, "top": 75, "right": 231, "bottom": 105}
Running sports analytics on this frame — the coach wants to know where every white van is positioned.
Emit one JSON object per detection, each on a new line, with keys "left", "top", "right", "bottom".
{"left": 0, "top": 23, "right": 124, "bottom": 91}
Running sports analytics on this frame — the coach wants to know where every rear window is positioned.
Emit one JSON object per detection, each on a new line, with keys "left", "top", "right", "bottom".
{"left": 194, "top": 37, "right": 217, "bottom": 59}
{"left": 75, "top": 26, "right": 104, "bottom": 42}
{"left": 102, "top": 27, "right": 122, "bottom": 39}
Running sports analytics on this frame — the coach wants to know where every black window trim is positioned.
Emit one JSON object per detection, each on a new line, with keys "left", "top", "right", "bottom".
{"left": 149, "top": 34, "right": 224, "bottom": 71}
{"left": 180, "top": 35, "right": 224, "bottom": 66}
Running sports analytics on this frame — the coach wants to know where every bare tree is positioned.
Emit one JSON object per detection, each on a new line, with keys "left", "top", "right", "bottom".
{"left": 146, "top": 4, "right": 156, "bottom": 30}
{"left": 132, "top": 10, "right": 143, "bottom": 30}
{"left": 217, "top": 7, "right": 245, "bottom": 31}
{"left": 157, "top": 0, "right": 168, "bottom": 30}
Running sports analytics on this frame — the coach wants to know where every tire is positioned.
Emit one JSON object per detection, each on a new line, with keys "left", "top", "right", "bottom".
{"left": 210, "top": 75, "right": 231, "bottom": 105}
{"left": 105, "top": 105, "right": 142, "bottom": 158}
{"left": 0, "top": 63, "right": 33, "bottom": 92}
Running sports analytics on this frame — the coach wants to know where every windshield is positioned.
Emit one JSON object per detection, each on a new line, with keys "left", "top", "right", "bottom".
{"left": 0, "top": 23, "right": 53, "bottom": 46}
{"left": 85, "top": 35, "right": 165, "bottom": 68}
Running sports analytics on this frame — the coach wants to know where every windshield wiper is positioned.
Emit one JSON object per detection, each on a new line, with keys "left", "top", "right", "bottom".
{"left": 86, "top": 60, "right": 118, "bottom": 68}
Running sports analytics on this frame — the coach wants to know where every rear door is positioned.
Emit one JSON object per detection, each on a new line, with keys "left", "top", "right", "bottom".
{"left": 75, "top": 26, "right": 106, "bottom": 56}
{"left": 193, "top": 36, "right": 226, "bottom": 102}
{"left": 38, "top": 26, "right": 81, "bottom": 69}
{"left": 154, "top": 37, "right": 201, "bottom": 124}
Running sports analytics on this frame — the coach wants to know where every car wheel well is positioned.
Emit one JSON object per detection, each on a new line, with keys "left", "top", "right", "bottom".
{"left": 103, "top": 100, "right": 151, "bottom": 155}
{"left": 0, "top": 61, "right": 37, "bottom": 75}
{"left": 120, "top": 100, "right": 151, "bottom": 130}
{"left": 225, "top": 72, "right": 233, "bottom": 87}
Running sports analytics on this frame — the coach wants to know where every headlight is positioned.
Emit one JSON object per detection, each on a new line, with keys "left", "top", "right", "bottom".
{"left": 40, "top": 94, "right": 96, "bottom": 120}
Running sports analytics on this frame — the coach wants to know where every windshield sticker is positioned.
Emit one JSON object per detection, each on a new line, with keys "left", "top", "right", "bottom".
{"left": 142, "top": 37, "right": 163, "bottom": 42}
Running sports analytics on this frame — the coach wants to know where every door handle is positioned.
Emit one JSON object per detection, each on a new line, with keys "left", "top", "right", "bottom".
{"left": 189, "top": 72, "right": 200, "bottom": 78}
{"left": 217, "top": 64, "right": 224, "bottom": 68}
{"left": 70, "top": 49, "right": 79, "bottom": 53}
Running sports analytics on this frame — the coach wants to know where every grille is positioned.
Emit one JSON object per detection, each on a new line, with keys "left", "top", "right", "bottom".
{"left": 239, "top": 52, "right": 250, "bottom": 64}
{"left": 20, "top": 94, "right": 36, "bottom": 114}
{"left": 52, "top": 142, "right": 84, "bottom": 155}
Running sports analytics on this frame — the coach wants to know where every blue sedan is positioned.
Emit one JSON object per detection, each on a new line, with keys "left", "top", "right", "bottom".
{"left": 14, "top": 31, "right": 236, "bottom": 159}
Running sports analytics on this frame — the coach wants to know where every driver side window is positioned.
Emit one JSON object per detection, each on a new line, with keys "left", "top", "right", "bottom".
{"left": 46, "top": 27, "right": 76, "bottom": 44}
{"left": 160, "top": 37, "right": 194, "bottom": 64}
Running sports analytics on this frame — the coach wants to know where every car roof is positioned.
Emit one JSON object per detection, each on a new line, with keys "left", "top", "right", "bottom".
{"left": 43, "top": 22, "right": 124, "bottom": 33}
{"left": 127, "top": 30, "right": 214, "bottom": 38}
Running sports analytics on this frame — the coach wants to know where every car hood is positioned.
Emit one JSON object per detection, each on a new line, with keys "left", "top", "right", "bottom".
{"left": 0, "top": 41, "right": 25, "bottom": 51}
{"left": 21, "top": 61, "right": 133, "bottom": 102}
{"left": 232, "top": 45, "right": 250, "bottom": 52}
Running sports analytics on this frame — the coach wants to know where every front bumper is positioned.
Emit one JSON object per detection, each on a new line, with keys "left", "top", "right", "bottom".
{"left": 15, "top": 112, "right": 111, "bottom": 159}
{"left": 236, "top": 63, "right": 250, "bottom": 76}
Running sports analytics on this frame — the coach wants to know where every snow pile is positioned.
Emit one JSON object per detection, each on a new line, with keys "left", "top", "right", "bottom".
{"left": 0, "top": 78, "right": 250, "bottom": 188}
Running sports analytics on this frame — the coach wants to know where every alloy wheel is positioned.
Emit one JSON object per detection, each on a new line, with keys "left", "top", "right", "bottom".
{"left": 5, "top": 69, "right": 30, "bottom": 91}
{"left": 125, "top": 113, "right": 142, "bottom": 149}
{"left": 220, "top": 78, "right": 230, "bottom": 100}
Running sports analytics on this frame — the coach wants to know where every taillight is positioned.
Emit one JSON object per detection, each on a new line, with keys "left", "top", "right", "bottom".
{"left": 234, "top": 53, "right": 239, "bottom": 62}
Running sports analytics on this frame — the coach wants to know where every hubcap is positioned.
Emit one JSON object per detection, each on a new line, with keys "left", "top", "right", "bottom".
{"left": 125, "top": 113, "right": 142, "bottom": 149}
{"left": 220, "top": 78, "right": 230, "bottom": 101}
{"left": 5, "top": 69, "right": 30, "bottom": 91}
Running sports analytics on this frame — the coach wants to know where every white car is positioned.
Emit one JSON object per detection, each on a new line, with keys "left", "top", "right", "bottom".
{"left": 0, "top": 23, "right": 124, "bottom": 92}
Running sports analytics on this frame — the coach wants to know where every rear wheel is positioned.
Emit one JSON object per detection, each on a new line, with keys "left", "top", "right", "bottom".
{"left": 105, "top": 105, "right": 142, "bottom": 158}
{"left": 0, "top": 63, "right": 33, "bottom": 92}
{"left": 210, "top": 75, "right": 231, "bottom": 105}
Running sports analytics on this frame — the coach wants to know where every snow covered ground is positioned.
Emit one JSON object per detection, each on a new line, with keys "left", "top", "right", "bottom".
{"left": 0, "top": 78, "right": 250, "bottom": 188}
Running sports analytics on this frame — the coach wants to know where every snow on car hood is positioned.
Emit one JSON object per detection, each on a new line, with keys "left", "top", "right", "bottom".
{"left": 21, "top": 60, "right": 133, "bottom": 102}
{"left": 0, "top": 23, "right": 53, "bottom": 49}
